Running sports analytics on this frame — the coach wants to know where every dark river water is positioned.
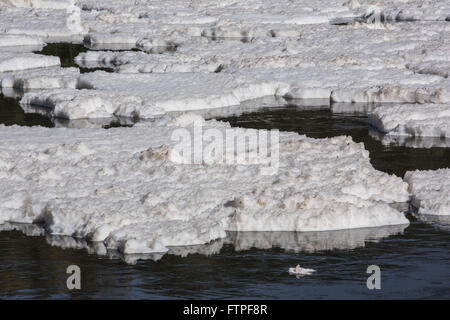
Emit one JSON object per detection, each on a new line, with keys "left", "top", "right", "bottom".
{"left": 1, "top": 216, "right": 449, "bottom": 299}
{"left": 0, "top": 43, "right": 449, "bottom": 299}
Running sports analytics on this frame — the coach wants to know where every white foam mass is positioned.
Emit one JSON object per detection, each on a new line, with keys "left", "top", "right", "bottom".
{"left": 0, "top": 222, "right": 407, "bottom": 263}
{"left": 404, "top": 169, "right": 450, "bottom": 216}
{"left": 226, "top": 225, "right": 408, "bottom": 253}
{"left": 0, "top": 114, "right": 409, "bottom": 254}
{"left": 2, "top": 0, "right": 75, "bottom": 9}
{"left": 0, "top": 4, "right": 85, "bottom": 42}
{"left": 0, "top": 0, "right": 447, "bottom": 121}
{"left": 0, "top": 52, "right": 60, "bottom": 73}
{"left": 0, "top": 34, "right": 45, "bottom": 48}
{"left": 0, "top": 67, "right": 79, "bottom": 90}
{"left": 4, "top": 0, "right": 450, "bottom": 259}
{"left": 369, "top": 104, "right": 450, "bottom": 138}
{"left": 289, "top": 265, "right": 316, "bottom": 276}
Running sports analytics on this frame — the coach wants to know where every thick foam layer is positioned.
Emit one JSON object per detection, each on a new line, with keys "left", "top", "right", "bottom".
{"left": 0, "top": 52, "right": 60, "bottom": 73}
{"left": 20, "top": 72, "right": 284, "bottom": 119}
{"left": 0, "top": 67, "right": 79, "bottom": 90}
{"left": 404, "top": 169, "right": 450, "bottom": 215}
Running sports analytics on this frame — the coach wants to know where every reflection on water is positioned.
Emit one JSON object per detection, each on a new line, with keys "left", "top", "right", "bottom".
{"left": 0, "top": 222, "right": 44, "bottom": 237}
{"left": 36, "top": 42, "right": 173, "bottom": 72}
{"left": 0, "top": 91, "right": 137, "bottom": 129}
{"left": 190, "top": 95, "right": 292, "bottom": 119}
{"left": 83, "top": 41, "right": 176, "bottom": 54}
{"left": 225, "top": 225, "right": 408, "bottom": 253}
{"left": 0, "top": 93, "right": 54, "bottom": 128}
{"left": 0, "top": 222, "right": 408, "bottom": 265}
{"left": 0, "top": 218, "right": 449, "bottom": 299}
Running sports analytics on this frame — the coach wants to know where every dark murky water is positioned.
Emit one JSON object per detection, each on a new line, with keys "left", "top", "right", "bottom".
{"left": 0, "top": 216, "right": 449, "bottom": 299}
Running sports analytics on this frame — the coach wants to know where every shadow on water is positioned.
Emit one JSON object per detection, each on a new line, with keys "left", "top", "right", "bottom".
{"left": 217, "top": 106, "right": 450, "bottom": 178}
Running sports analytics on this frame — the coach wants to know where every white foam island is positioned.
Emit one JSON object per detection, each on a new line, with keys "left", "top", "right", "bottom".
{"left": 0, "top": 52, "right": 60, "bottom": 73}
{"left": 404, "top": 169, "right": 450, "bottom": 216}
{"left": 0, "top": 114, "right": 409, "bottom": 254}
{"left": 20, "top": 72, "right": 284, "bottom": 119}
{"left": 0, "top": 34, "right": 45, "bottom": 48}
{"left": 369, "top": 104, "right": 450, "bottom": 138}
{"left": 0, "top": 222, "right": 408, "bottom": 263}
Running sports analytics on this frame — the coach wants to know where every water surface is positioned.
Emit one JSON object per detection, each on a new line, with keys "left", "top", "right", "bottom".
{"left": 0, "top": 216, "right": 449, "bottom": 299}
